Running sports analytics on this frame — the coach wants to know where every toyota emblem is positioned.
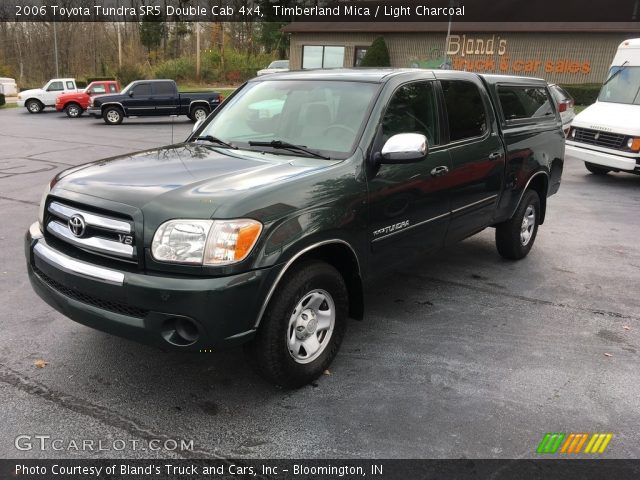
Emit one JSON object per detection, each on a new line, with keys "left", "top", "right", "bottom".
{"left": 68, "top": 214, "right": 86, "bottom": 237}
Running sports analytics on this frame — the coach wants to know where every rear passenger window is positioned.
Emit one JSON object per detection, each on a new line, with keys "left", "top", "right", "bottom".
{"left": 499, "top": 86, "right": 553, "bottom": 121}
{"left": 154, "top": 82, "right": 175, "bottom": 95}
{"left": 382, "top": 81, "right": 439, "bottom": 146}
{"left": 109, "top": 84, "right": 118, "bottom": 93}
{"left": 441, "top": 80, "right": 487, "bottom": 141}
{"left": 66, "top": 81, "right": 75, "bottom": 90}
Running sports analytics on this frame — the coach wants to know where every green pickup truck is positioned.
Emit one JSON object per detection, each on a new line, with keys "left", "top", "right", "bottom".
{"left": 25, "top": 69, "right": 564, "bottom": 387}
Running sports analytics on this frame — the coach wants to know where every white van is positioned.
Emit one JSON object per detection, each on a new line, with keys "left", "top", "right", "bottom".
{"left": 0, "top": 77, "right": 18, "bottom": 96}
{"left": 566, "top": 38, "right": 640, "bottom": 176}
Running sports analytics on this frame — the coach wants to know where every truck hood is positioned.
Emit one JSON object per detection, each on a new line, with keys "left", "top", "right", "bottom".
{"left": 572, "top": 101, "right": 640, "bottom": 136}
{"left": 19, "top": 88, "right": 45, "bottom": 97}
{"left": 53, "top": 143, "right": 336, "bottom": 218}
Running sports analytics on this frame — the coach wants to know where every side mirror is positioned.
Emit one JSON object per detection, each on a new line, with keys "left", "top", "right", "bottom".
{"left": 192, "top": 118, "right": 204, "bottom": 132}
{"left": 376, "top": 133, "right": 428, "bottom": 165}
{"left": 128, "top": 91, "right": 134, "bottom": 97}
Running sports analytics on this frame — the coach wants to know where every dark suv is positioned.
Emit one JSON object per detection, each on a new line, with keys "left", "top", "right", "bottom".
{"left": 26, "top": 69, "right": 564, "bottom": 387}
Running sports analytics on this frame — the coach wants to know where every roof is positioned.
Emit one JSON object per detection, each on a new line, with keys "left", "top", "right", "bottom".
{"left": 282, "top": 22, "right": 640, "bottom": 34}
{"left": 250, "top": 68, "right": 429, "bottom": 83}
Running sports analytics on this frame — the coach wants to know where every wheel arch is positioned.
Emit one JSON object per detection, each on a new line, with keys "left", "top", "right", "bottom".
{"left": 254, "top": 239, "right": 364, "bottom": 330}
{"left": 516, "top": 171, "right": 549, "bottom": 224}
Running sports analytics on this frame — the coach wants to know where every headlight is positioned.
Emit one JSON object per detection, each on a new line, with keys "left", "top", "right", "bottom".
{"left": 627, "top": 137, "right": 640, "bottom": 151}
{"left": 151, "top": 219, "right": 262, "bottom": 265}
{"left": 37, "top": 182, "right": 52, "bottom": 228}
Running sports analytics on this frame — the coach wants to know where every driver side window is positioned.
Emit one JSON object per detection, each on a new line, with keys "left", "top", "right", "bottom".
{"left": 381, "top": 81, "right": 439, "bottom": 146}
{"left": 47, "top": 81, "right": 63, "bottom": 92}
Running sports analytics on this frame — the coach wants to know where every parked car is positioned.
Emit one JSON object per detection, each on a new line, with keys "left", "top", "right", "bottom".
{"left": 17, "top": 78, "right": 80, "bottom": 113}
{"left": 86, "top": 79, "right": 223, "bottom": 125}
{"left": 0, "top": 77, "right": 18, "bottom": 96}
{"left": 55, "top": 80, "right": 121, "bottom": 118}
{"left": 256, "top": 60, "right": 289, "bottom": 76}
{"left": 548, "top": 84, "right": 575, "bottom": 136}
{"left": 25, "top": 69, "right": 564, "bottom": 387}
{"left": 567, "top": 38, "right": 640, "bottom": 176}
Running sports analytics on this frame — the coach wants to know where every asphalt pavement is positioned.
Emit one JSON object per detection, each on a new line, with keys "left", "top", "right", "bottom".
{"left": 1, "top": 106, "right": 639, "bottom": 459}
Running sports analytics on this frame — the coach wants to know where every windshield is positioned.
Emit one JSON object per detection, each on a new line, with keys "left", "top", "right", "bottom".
{"left": 598, "top": 66, "right": 640, "bottom": 104}
{"left": 199, "top": 80, "right": 379, "bottom": 158}
{"left": 269, "top": 61, "right": 289, "bottom": 69}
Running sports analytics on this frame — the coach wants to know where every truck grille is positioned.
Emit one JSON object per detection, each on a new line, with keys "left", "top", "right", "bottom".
{"left": 34, "top": 266, "right": 148, "bottom": 318}
{"left": 45, "top": 201, "right": 137, "bottom": 264}
{"left": 572, "top": 128, "right": 626, "bottom": 149}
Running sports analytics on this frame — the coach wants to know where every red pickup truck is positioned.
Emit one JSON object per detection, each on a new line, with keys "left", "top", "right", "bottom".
{"left": 56, "top": 80, "right": 121, "bottom": 118}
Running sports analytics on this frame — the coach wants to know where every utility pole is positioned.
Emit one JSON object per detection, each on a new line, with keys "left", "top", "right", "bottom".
{"left": 53, "top": 21, "right": 59, "bottom": 77}
{"left": 196, "top": 22, "right": 200, "bottom": 80}
{"left": 442, "top": 0, "right": 457, "bottom": 69}
{"left": 117, "top": 23, "right": 122, "bottom": 68}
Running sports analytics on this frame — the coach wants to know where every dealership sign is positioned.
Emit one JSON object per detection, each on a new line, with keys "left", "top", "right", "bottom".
{"left": 446, "top": 34, "right": 592, "bottom": 75}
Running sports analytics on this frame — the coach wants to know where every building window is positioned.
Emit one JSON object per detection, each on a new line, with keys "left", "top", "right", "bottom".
{"left": 354, "top": 47, "right": 368, "bottom": 67}
{"left": 302, "top": 46, "right": 345, "bottom": 69}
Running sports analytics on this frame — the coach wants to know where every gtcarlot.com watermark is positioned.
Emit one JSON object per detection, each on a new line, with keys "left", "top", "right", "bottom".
{"left": 15, "top": 435, "right": 194, "bottom": 452}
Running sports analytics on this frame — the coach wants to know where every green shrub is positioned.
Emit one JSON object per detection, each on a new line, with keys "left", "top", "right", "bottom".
{"left": 153, "top": 57, "right": 196, "bottom": 81}
{"left": 0, "top": 94, "right": 5, "bottom": 106}
{"left": 560, "top": 83, "right": 601, "bottom": 106}
{"left": 202, "top": 48, "right": 275, "bottom": 83}
{"left": 115, "top": 64, "right": 146, "bottom": 86}
{"left": 359, "top": 37, "right": 391, "bottom": 67}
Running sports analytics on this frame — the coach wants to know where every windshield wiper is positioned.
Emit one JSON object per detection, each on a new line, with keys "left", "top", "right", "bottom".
{"left": 195, "top": 135, "right": 237, "bottom": 149}
{"left": 248, "top": 140, "right": 331, "bottom": 160}
{"left": 602, "top": 60, "right": 629, "bottom": 87}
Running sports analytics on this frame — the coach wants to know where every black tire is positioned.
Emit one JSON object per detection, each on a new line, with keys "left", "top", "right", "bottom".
{"left": 25, "top": 99, "right": 43, "bottom": 114}
{"left": 102, "top": 106, "right": 123, "bottom": 125}
{"left": 190, "top": 105, "right": 209, "bottom": 123}
{"left": 585, "top": 162, "right": 611, "bottom": 175}
{"left": 245, "top": 260, "right": 348, "bottom": 388}
{"left": 64, "top": 103, "right": 82, "bottom": 118}
{"left": 495, "top": 189, "right": 541, "bottom": 260}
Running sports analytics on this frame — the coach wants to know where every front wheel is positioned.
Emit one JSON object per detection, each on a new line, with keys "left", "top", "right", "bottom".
{"left": 585, "top": 162, "right": 611, "bottom": 175}
{"left": 190, "top": 105, "right": 209, "bottom": 123}
{"left": 26, "top": 99, "right": 43, "bottom": 113}
{"left": 245, "top": 260, "right": 348, "bottom": 388}
{"left": 102, "top": 106, "right": 123, "bottom": 125}
{"left": 64, "top": 103, "right": 82, "bottom": 118}
{"left": 495, "top": 190, "right": 540, "bottom": 260}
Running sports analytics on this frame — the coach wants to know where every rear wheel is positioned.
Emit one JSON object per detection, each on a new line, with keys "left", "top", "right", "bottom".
{"left": 245, "top": 260, "right": 348, "bottom": 388}
{"left": 102, "top": 106, "right": 123, "bottom": 125}
{"left": 190, "top": 105, "right": 209, "bottom": 123}
{"left": 64, "top": 103, "right": 82, "bottom": 118}
{"left": 26, "top": 99, "right": 43, "bottom": 113}
{"left": 585, "top": 162, "right": 611, "bottom": 175}
{"left": 495, "top": 190, "right": 540, "bottom": 260}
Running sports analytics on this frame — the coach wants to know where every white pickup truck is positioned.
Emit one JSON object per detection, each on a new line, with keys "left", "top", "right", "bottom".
{"left": 17, "top": 78, "right": 80, "bottom": 113}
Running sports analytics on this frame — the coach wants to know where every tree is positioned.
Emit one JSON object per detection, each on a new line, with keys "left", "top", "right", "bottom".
{"left": 139, "top": 13, "right": 164, "bottom": 57}
{"left": 359, "top": 37, "right": 391, "bottom": 67}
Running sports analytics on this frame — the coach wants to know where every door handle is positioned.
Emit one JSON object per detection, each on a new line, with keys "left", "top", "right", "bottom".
{"left": 488, "top": 152, "right": 503, "bottom": 160}
{"left": 430, "top": 166, "right": 449, "bottom": 177}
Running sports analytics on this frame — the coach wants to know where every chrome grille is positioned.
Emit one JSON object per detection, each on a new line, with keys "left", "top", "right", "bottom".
{"left": 46, "top": 201, "right": 136, "bottom": 262}
{"left": 573, "top": 128, "right": 626, "bottom": 149}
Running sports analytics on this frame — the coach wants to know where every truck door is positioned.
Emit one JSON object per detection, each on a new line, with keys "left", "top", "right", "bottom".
{"left": 153, "top": 81, "right": 178, "bottom": 116}
{"left": 125, "top": 82, "right": 155, "bottom": 116}
{"left": 367, "top": 80, "right": 451, "bottom": 271}
{"left": 438, "top": 77, "right": 505, "bottom": 243}
{"left": 44, "top": 80, "right": 64, "bottom": 106}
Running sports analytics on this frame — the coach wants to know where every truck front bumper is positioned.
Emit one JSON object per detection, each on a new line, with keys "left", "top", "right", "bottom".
{"left": 25, "top": 222, "right": 277, "bottom": 351}
{"left": 566, "top": 142, "right": 639, "bottom": 172}
{"left": 87, "top": 107, "right": 102, "bottom": 118}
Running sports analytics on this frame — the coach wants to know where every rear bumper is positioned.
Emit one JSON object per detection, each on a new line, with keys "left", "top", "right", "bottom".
{"left": 565, "top": 143, "right": 638, "bottom": 171}
{"left": 25, "top": 222, "right": 278, "bottom": 351}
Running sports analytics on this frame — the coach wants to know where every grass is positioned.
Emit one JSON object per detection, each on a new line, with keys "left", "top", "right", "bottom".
{"left": 574, "top": 105, "right": 589, "bottom": 114}
{"left": 178, "top": 84, "right": 236, "bottom": 98}
{"left": 0, "top": 102, "right": 18, "bottom": 109}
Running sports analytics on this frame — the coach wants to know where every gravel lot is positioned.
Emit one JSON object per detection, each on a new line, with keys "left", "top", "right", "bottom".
{"left": 1, "top": 107, "right": 640, "bottom": 459}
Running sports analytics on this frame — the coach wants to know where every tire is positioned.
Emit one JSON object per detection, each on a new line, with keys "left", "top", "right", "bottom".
{"left": 64, "top": 103, "right": 82, "bottom": 118}
{"left": 495, "top": 189, "right": 541, "bottom": 260}
{"left": 190, "top": 105, "right": 209, "bottom": 123}
{"left": 245, "top": 260, "right": 348, "bottom": 388}
{"left": 26, "top": 99, "right": 43, "bottom": 114}
{"left": 585, "top": 162, "right": 611, "bottom": 175}
{"left": 102, "top": 106, "right": 123, "bottom": 125}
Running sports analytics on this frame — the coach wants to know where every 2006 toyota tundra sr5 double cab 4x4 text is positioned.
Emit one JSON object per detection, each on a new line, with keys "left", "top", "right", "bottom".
{"left": 26, "top": 70, "right": 564, "bottom": 387}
